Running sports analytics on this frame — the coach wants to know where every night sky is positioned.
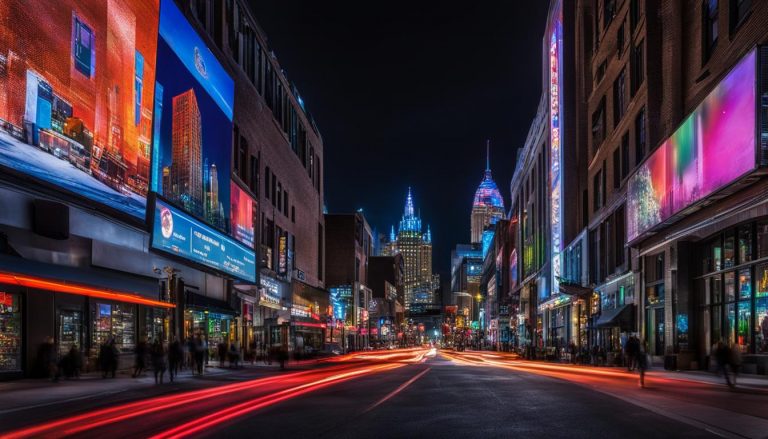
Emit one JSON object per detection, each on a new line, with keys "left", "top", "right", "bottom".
{"left": 249, "top": 1, "right": 549, "bottom": 285}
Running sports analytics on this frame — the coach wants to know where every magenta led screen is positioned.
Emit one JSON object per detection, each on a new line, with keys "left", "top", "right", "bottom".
{"left": 627, "top": 50, "right": 756, "bottom": 242}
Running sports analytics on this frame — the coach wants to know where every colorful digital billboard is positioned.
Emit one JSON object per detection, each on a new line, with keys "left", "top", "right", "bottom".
{"left": 151, "top": 198, "right": 255, "bottom": 282}
{"left": 151, "top": 0, "right": 234, "bottom": 233}
{"left": 549, "top": 0, "right": 564, "bottom": 296}
{"left": 0, "top": 0, "right": 159, "bottom": 218}
{"left": 230, "top": 181, "right": 255, "bottom": 248}
{"left": 627, "top": 50, "right": 757, "bottom": 241}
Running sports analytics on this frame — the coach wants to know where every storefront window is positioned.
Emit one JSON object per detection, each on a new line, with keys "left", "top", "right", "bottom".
{"left": 711, "top": 276, "right": 722, "bottom": 304}
{"left": 0, "top": 292, "right": 22, "bottom": 372}
{"left": 92, "top": 303, "right": 136, "bottom": 355}
{"left": 739, "top": 269, "right": 751, "bottom": 299}
{"left": 757, "top": 222, "right": 768, "bottom": 259}
{"left": 757, "top": 297, "right": 768, "bottom": 354}
{"left": 145, "top": 308, "right": 167, "bottom": 343}
{"left": 738, "top": 226, "right": 752, "bottom": 264}
{"left": 724, "top": 233, "right": 735, "bottom": 269}
{"left": 725, "top": 272, "right": 735, "bottom": 302}
{"left": 712, "top": 304, "right": 722, "bottom": 345}
{"left": 725, "top": 303, "right": 736, "bottom": 346}
{"left": 646, "top": 284, "right": 664, "bottom": 305}
{"left": 711, "top": 239, "right": 722, "bottom": 272}
{"left": 737, "top": 301, "right": 751, "bottom": 352}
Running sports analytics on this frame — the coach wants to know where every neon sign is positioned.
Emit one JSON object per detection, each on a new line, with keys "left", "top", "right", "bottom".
{"left": 549, "top": 1, "right": 564, "bottom": 298}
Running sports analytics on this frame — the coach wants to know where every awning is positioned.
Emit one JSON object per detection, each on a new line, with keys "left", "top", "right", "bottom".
{"left": 596, "top": 304, "right": 635, "bottom": 330}
{"left": 558, "top": 282, "right": 593, "bottom": 297}
{"left": 186, "top": 291, "right": 236, "bottom": 315}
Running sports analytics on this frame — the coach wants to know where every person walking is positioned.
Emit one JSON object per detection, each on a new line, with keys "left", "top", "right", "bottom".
{"left": 168, "top": 337, "right": 182, "bottom": 383}
{"left": 714, "top": 340, "right": 733, "bottom": 387}
{"left": 132, "top": 338, "right": 148, "bottom": 378}
{"left": 194, "top": 334, "right": 205, "bottom": 376}
{"left": 729, "top": 343, "right": 742, "bottom": 388}
{"left": 637, "top": 340, "right": 649, "bottom": 388}
{"left": 100, "top": 337, "right": 118, "bottom": 378}
{"left": 150, "top": 339, "right": 167, "bottom": 384}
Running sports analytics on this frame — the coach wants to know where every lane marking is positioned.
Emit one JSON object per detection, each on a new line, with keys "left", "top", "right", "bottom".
{"left": 363, "top": 367, "right": 431, "bottom": 414}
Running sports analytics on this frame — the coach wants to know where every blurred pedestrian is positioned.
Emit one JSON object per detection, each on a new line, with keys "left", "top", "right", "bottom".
{"left": 61, "top": 344, "right": 81, "bottom": 379}
{"left": 168, "top": 337, "right": 182, "bottom": 382}
{"left": 150, "top": 339, "right": 167, "bottom": 384}
{"left": 100, "top": 337, "right": 118, "bottom": 378}
{"left": 729, "top": 343, "right": 742, "bottom": 387}
{"left": 217, "top": 342, "right": 227, "bottom": 367}
{"left": 626, "top": 336, "right": 639, "bottom": 372}
{"left": 194, "top": 334, "right": 205, "bottom": 375}
{"left": 637, "top": 340, "right": 649, "bottom": 388}
{"left": 185, "top": 336, "right": 195, "bottom": 371}
{"left": 714, "top": 340, "right": 733, "bottom": 387}
{"left": 38, "top": 336, "right": 58, "bottom": 381}
{"left": 228, "top": 343, "right": 240, "bottom": 369}
{"left": 132, "top": 337, "right": 148, "bottom": 378}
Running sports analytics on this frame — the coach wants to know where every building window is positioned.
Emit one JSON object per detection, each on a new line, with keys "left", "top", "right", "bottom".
{"left": 283, "top": 190, "right": 289, "bottom": 216}
{"left": 593, "top": 169, "right": 603, "bottom": 212}
{"left": 703, "top": 0, "right": 719, "bottom": 63}
{"left": 249, "top": 155, "right": 258, "bottom": 194}
{"left": 72, "top": 17, "right": 94, "bottom": 78}
{"left": 617, "top": 21, "right": 626, "bottom": 57}
{"left": 604, "top": 0, "right": 617, "bottom": 30}
{"left": 276, "top": 183, "right": 282, "bottom": 211}
{"left": 596, "top": 60, "right": 607, "bottom": 86}
{"left": 613, "top": 148, "right": 621, "bottom": 189}
{"left": 291, "top": 206, "right": 295, "bottom": 223}
{"left": 613, "top": 68, "right": 627, "bottom": 127}
{"left": 630, "top": 0, "right": 641, "bottom": 31}
{"left": 271, "top": 174, "right": 277, "bottom": 206}
{"left": 729, "top": 0, "right": 751, "bottom": 33}
{"left": 631, "top": 40, "right": 645, "bottom": 95}
{"left": 635, "top": 108, "right": 646, "bottom": 163}
{"left": 264, "top": 166, "right": 271, "bottom": 199}
{"left": 621, "top": 132, "right": 630, "bottom": 179}
{"left": 592, "top": 97, "right": 606, "bottom": 153}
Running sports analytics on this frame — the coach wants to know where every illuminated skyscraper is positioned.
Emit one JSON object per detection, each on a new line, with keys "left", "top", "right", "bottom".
{"left": 385, "top": 188, "right": 435, "bottom": 309}
{"left": 170, "top": 88, "right": 203, "bottom": 215}
{"left": 471, "top": 143, "right": 505, "bottom": 244}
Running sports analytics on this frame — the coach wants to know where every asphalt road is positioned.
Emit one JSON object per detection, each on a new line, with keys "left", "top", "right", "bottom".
{"left": 3, "top": 350, "right": 766, "bottom": 439}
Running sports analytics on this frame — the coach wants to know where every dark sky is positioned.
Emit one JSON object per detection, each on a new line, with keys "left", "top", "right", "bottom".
{"left": 249, "top": 1, "right": 549, "bottom": 284}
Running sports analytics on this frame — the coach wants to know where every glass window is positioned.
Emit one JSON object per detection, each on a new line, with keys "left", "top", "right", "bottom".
{"left": 738, "top": 268, "right": 751, "bottom": 299}
{"left": 711, "top": 239, "right": 722, "bottom": 272}
{"left": 738, "top": 226, "right": 752, "bottom": 264}
{"left": 725, "top": 272, "right": 736, "bottom": 302}
{"left": 0, "top": 292, "right": 22, "bottom": 372}
{"left": 724, "top": 233, "right": 735, "bottom": 269}
{"left": 711, "top": 276, "right": 722, "bottom": 304}
{"left": 757, "top": 297, "right": 768, "bottom": 354}
{"left": 758, "top": 222, "right": 768, "bottom": 259}
{"left": 92, "top": 303, "right": 136, "bottom": 355}
{"left": 725, "top": 302, "right": 736, "bottom": 346}
{"left": 737, "top": 300, "right": 751, "bottom": 352}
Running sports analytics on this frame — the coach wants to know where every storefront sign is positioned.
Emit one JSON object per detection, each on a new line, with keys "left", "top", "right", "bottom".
{"left": 151, "top": 199, "right": 256, "bottom": 282}
{"left": 291, "top": 304, "right": 311, "bottom": 318}
{"left": 278, "top": 235, "right": 287, "bottom": 275}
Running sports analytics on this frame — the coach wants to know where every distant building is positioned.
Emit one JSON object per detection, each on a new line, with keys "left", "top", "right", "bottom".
{"left": 382, "top": 188, "right": 436, "bottom": 310}
{"left": 470, "top": 146, "right": 505, "bottom": 244}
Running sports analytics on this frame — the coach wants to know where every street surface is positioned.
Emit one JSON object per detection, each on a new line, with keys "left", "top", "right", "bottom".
{"left": 1, "top": 349, "right": 767, "bottom": 439}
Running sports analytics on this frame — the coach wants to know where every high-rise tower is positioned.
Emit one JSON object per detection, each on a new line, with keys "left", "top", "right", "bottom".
{"left": 385, "top": 188, "right": 435, "bottom": 309}
{"left": 170, "top": 88, "right": 203, "bottom": 215}
{"left": 471, "top": 142, "right": 505, "bottom": 244}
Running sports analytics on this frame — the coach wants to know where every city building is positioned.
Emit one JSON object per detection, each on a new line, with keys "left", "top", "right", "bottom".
{"left": 449, "top": 243, "right": 483, "bottom": 332}
{"left": 382, "top": 189, "right": 436, "bottom": 310}
{"left": 325, "top": 212, "right": 373, "bottom": 350}
{"left": 169, "top": 88, "right": 203, "bottom": 216}
{"left": 471, "top": 145, "right": 505, "bottom": 245}
{"left": 368, "top": 254, "right": 405, "bottom": 347}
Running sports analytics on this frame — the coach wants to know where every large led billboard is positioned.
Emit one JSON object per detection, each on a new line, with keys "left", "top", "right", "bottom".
{"left": 151, "top": 198, "right": 255, "bottom": 282}
{"left": 549, "top": 0, "right": 564, "bottom": 296}
{"left": 627, "top": 50, "right": 757, "bottom": 241}
{"left": 230, "top": 181, "right": 255, "bottom": 248}
{"left": 0, "top": 0, "right": 159, "bottom": 218}
{"left": 150, "top": 0, "right": 234, "bottom": 233}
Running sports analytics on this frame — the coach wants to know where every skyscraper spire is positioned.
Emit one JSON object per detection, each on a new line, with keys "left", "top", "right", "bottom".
{"left": 404, "top": 186, "right": 414, "bottom": 218}
{"left": 486, "top": 139, "right": 490, "bottom": 173}
{"left": 390, "top": 225, "right": 396, "bottom": 242}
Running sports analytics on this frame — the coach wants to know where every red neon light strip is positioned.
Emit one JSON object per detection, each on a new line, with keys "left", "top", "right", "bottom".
{"left": 0, "top": 272, "right": 175, "bottom": 308}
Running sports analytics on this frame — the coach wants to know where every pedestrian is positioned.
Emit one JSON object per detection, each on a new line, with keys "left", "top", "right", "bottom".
{"left": 714, "top": 340, "right": 733, "bottom": 387}
{"left": 100, "top": 337, "right": 118, "bottom": 378}
{"left": 168, "top": 337, "right": 182, "bottom": 382}
{"left": 194, "top": 334, "right": 205, "bottom": 375}
{"left": 150, "top": 339, "right": 167, "bottom": 384}
{"left": 228, "top": 343, "right": 240, "bottom": 369}
{"left": 626, "top": 336, "right": 639, "bottom": 372}
{"left": 132, "top": 337, "right": 148, "bottom": 378}
{"left": 186, "top": 336, "right": 195, "bottom": 371}
{"left": 729, "top": 343, "right": 742, "bottom": 387}
{"left": 217, "top": 342, "right": 227, "bottom": 367}
{"left": 62, "top": 344, "right": 81, "bottom": 379}
{"left": 637, "top": 340, "right": 649, "bottom": 388}
{"left": 38, "top": 336, "right": 58, "bottom": 381}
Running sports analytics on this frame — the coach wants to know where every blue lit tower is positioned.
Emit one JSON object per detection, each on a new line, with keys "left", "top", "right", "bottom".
{"left": 471, "top": 142, "right": 505, "bottom": 244}
{"left": 387, "top": 188, "right": 435, "bottom": 309}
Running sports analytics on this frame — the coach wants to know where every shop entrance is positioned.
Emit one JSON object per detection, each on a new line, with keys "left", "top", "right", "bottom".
{"left": 57, "top": 309, "right": 83, "bottom": 358}
{"left": 647, "top": 307, "right": 665, "bottom": 356}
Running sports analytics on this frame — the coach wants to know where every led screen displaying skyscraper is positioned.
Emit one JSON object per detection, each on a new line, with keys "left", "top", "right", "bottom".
{"left": 151, "top": 0, "right": 234, "bottom": 232}
{"left": 627, "top": 50, "right": 757, "bottom": 242}
{"left": 231, "top": 181, "right": 255, "bottom": 248}
{"left": 0, "top": 0, "right": 159, "bottom": 217}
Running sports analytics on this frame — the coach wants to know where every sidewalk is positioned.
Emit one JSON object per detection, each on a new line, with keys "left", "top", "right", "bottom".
{"left": 0, "top": 361, "right": 282, "bottom": 415}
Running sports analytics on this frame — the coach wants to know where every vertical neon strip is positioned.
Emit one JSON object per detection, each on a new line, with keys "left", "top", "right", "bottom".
{"left": 150, "top": 83, "right": 164, "bottom": 193}
{"left": 549, "top": 2, "right": 563, "bottom": 298}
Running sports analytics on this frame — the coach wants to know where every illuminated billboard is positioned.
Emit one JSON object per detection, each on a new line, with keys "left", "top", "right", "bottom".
{"left": 0, "top": 0, "right": 159, "bottom": 217}
{"left": 151, "top": 0, "right": 234, "bottom": 232}
{"left": 151, "top": 198, "right": 255, "bottom": 282}
{"left": 231, "top": 181, "right": 255, "bottom": 248}
{"left": 627, "top": 50, "right": 757, "bottom": 241}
